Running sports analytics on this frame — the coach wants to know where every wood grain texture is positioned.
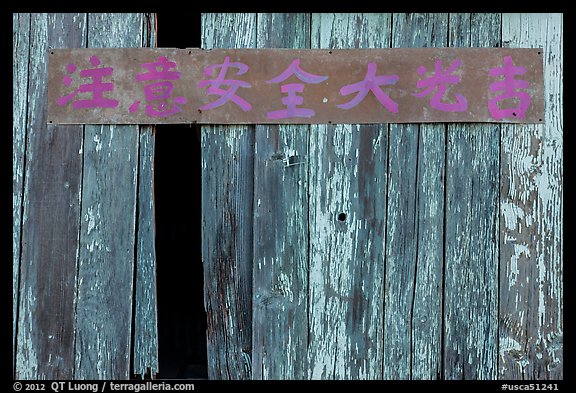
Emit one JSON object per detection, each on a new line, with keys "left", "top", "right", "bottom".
{"left": 443, "top": 13, "right": 500, "bottom": 380}
{"left": 307, "top": 13, "right": 389, "bottom": 379}
{"left": 74, "top": 13, "right": 144, "bottom": 379}
{"left": 252, "top": 13, "right": 310, "bottom": 380}
{"left": 499, "top": 13, "right": 563, "bottom": 380}
{"left": 133, "top": 127, "right": 159, "bottom": 377}
{"left": 385, "top": 13, "right": 447, "bottom": 380}
{"left": 15, "top": 13, "right": 86, "bottom": 380}
{"left": 133, "top": 13, "right": 159, "bottom": 378}
{"left": 409, "top": 120, "right": 445, "bottom": 380}
{"left": 13, "top": 12, "right": 30, "bottom": 369}
{"left": 201, "top": 13, "right": 257, "bottom": 380}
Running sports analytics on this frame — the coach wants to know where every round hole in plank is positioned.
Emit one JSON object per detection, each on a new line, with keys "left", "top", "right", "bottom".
{"left": 338, "top": 212, "right": 347, "bottom": 222}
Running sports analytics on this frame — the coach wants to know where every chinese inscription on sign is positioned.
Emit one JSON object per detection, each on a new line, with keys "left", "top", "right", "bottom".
{"left": 48, "top": 48, "right": 544, "bottom": 124}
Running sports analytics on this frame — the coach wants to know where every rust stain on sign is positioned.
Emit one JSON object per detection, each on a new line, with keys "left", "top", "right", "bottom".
{"left": 47, "top": 48, "right": 544, "bottom": 124}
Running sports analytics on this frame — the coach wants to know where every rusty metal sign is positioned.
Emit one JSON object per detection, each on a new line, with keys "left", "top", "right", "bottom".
{"left": 47, "top": 48, "right": 544, "bottom": 124}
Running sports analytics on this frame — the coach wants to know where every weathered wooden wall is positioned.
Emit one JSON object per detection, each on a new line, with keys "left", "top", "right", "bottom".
{"left": 201, "top": 13, "right": 563, "bottom": 380}
{"left": 12, "top": 13, "right": 158, "bottom": 379}
{"left": 13, "top": 12, "right": 562, "bottom": 381}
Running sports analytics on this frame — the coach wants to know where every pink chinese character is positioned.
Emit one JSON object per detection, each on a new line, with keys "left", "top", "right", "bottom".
{"left": 130, "top": 56, "right": 187, "bottom": 118}
{"left": 197, "top": 56, "right": 252, "bottom": 111}
{"left": 56, "top": 55, "right": 119, "bottom": 109}
{"left": 413, "top": 58, "right": 468, "bottom": 112}
{"left": 266, "top": 59, "right": 328, "bottom": 119}
{"left": 135, "top": 56, "right": 181, "bottom": 82}
{"left": 488, "top": 56, "right": 531, "bottom": 120}
{"left": 337, "top": 63, "right": 399, "bottom": 113}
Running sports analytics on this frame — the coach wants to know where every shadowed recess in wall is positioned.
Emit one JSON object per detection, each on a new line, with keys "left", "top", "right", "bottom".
{"left": 153, "top": 11, "right": 207, "bottom": 380}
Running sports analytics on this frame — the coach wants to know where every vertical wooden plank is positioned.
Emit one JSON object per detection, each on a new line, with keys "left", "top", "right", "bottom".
{"left": 443, "top": 13, "right": 500, "bottom": 380}
{"left": 410, "top": 128, "right": 445, "bottom": 379}
{"left": 201, "top": 13, "right": 256, "bottom": 380}
{"left": 13, "top": 12, "right": 30, "bottom": 369}
{"left": 499, "top": 13, "right": 562, "bottom": 380}
{"left": 133, "top": 129, "right": 158, "bottom": 377}
{"left": 74, "top": 13, "right": 144, "bottom": 379}
{"left": 15, "top": 13, "right": 86, "bottom": 379}
{"left": 133, "top": 12, "right": 159, "bottom": 378}
{"left": 307, "top": 13, "right": 389, "bottom": 379}
{"left": 386, "top": 13, "right": 446, "bottom": 380}
{"left": 252, "top": 13, "right": 310, "bottom": 380}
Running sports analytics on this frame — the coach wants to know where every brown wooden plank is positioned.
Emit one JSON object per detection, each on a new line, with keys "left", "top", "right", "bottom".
{"left": 74, "top": 13, "right": 146, "bottom": 379}
{"left": 201, "top": 12, "right": 257, "bottom": 380}
{"left": 15, "top": 13, "right": 86, "bottom": 379}
{"left": 252, "top": 13, "right": 310, "bottom": 380}
{"left": 13, "top": 12, "right": 30, "bottom": 371}
{"left": 133, "top": 12, "right": 159, "bottom": 379}
{"left": 307, "top": 13, "right": 389, "bottom": 379}
{"left": 499, "top": 13, "right": 563, "bottom": 380}
{"left": 46, "top": 48, "right": 545, "bottom": 125}
{"left": 443, "top": 12, "right": 501, "bottom": 380}
{"left": 384, "top": 13, "right": 447, "bottom": 380}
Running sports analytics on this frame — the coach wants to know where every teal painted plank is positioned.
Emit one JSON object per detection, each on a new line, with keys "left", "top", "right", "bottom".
{"left": 13, "top": 12, "right": 30, "bottom": 371}
{"left": 15, "top": 13, "right": 86, "bottom": 380}
{"left": 410, "top": 124, "right": 445, "bottom": 380}
{"left": 386, "top": 13, "right": 447, "bottom": 380}
{"left": 308, "top": 13, "right": 389, "bottom": 379}
{"left": 133, "top": 13, "right": 159, "bottom": 378}
{"left": 201, "top": 13, "right": 257, "bottom": 380}
{"left": 133, "top": 126, "right": 159, "bottom": 378}
{"left": 74, "top": 13, "right": 145, "bottom": 379}
{"left": 443, "top": 12, "right": 500, "bottom": 380}
{"left": 252, "top": 13, "right": 310, "bottom": 380}
{"left": 499, "top": 13, "right": 563, "bottom": 380}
